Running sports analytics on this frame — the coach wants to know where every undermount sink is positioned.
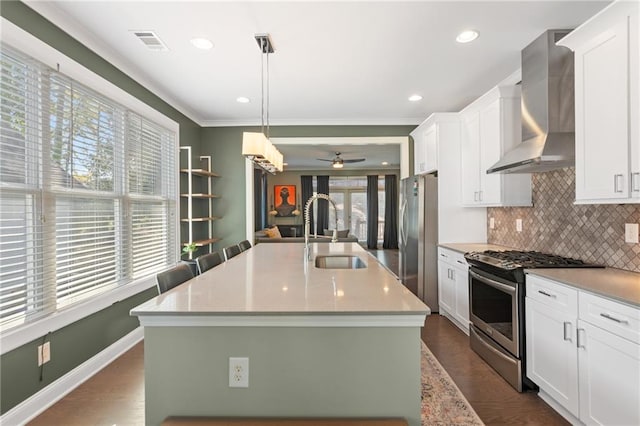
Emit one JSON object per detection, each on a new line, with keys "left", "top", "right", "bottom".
{"left": 314, "top": 255, "right": 366, "bottom": 269}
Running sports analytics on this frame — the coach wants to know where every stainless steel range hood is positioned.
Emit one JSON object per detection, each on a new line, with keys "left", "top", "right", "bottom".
{"left": 487, "top": 30, "right": 575, "bottom": 174}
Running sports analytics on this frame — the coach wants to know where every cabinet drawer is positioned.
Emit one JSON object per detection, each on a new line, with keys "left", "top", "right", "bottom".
{"left": 438, "top": 247, "right": 467, "bottom": 267}
{"left": 526, "top": 275, "right": 578, "bottom": 315}
{"left": 579, "top": 292, "right": 640, "bottom": 344}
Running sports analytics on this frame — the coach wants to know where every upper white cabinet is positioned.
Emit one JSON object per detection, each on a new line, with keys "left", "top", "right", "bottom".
{"left": 411, "top": 119, "right": 438, "bottom": 174}
{"left": 460, "top": 85, "right": 532, "bottom": 207}
{"left": 558, "top": 1, "right": 639, "bottom": 204}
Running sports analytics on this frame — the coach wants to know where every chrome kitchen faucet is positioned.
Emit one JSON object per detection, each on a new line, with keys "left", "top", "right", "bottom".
{"left": 304, "top": 193, "right": 338, "bottom": 260}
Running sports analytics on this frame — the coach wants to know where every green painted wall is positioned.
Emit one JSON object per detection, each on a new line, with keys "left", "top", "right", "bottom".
{"left": 0, "top": 1, "right": 202, "bottom": 415}
{"left": 0, "top": 288, "right": 157, "bottom": 414}
{"left": 201, "top": 125, "right": 414, "bottom": 247}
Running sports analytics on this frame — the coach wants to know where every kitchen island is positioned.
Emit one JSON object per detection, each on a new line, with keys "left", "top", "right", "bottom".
{"left": 131, "top": 243, "right": 429, "bottom": 426}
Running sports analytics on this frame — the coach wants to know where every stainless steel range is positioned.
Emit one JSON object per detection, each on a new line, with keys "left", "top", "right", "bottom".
{"left": 464, "top": 250, "right": 603, "bottom": 391}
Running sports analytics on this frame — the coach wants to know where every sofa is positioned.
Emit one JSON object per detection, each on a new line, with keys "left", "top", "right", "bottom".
{"left": 255, "top": 225, "right": 358, "bottom": 244}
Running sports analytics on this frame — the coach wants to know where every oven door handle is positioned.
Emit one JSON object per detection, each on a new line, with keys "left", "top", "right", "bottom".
{"left": 469, "top": 270, "right": 516, "bottom": 295}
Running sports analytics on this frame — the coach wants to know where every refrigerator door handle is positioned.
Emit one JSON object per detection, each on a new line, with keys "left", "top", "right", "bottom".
{"left": 399, "top": 198, "right": 407, "bottom": 248}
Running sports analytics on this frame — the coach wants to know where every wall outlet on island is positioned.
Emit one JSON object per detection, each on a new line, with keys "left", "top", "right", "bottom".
{"left": 229, "top": 357, "right": 249, "bottom": 388}
{"left": 625, "top": 223, "right": 639, "bottom": 244}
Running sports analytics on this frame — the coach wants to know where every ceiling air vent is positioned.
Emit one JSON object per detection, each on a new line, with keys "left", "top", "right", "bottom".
{"left": 131, "top": 30, "right": 168, "bottom": 51}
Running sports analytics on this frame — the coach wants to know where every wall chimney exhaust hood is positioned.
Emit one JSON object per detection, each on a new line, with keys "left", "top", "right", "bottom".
{"left": 487, "top": 30, "right": 575, "bottom": 174}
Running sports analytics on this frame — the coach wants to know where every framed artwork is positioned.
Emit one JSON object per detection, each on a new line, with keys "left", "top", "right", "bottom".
{"left": 274, "top": 184, "right": 296, "bottom": 217}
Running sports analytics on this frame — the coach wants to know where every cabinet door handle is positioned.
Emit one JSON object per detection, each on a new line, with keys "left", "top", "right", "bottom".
{"left": 451, "top": 269, "right": 455, "bottom": 279}
{"left": 600, "top": 313, "right": 629, "bottom": 324}
{"left": 632, "top": 172, "right": 640, "bottom": 192}
{"left": 577, "top": 328, "right": 586, "bottom": 349}
{"left": 456, "top": 260, "right": 466, "bottom": 266}
{"left": 478, "top": 190, "right": 483, "bottom": 201}
{"left": 563, "top": 322, "right": 572, "bottom": 342}
{"left": 538, "top": 290, "right": 557, "bottom": 299}
{"left": 614, "top": 174, "right": 624, "bottom": 193}
{"left": 473, "top": 191, "right": 478, "bottom": 202}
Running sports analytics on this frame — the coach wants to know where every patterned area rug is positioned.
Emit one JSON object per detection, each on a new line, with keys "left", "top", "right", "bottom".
{"left": 421, "top": 343, "right": 484, "bottom": 425}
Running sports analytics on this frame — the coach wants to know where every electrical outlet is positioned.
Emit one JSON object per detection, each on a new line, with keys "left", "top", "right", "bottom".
{"left": 625, "top": 223, "right": 639, "bottom": 243}
{"left": 516, "top": 219, "right": 523, "bottom": 233}
{"left": 489, "top": 218, "right": 495, "bottom": 229}
{"left": 229, "top": 357, "right": 249, "bottom": 388}
{"left": 37, "top": 342, "right": 51, "bottom": 366}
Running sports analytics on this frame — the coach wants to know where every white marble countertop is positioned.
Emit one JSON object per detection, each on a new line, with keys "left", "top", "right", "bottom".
{"left": 131, "top": 243, "right": 429, "bottom": 326}
{"left": 526, "top": 268, "right": 640, "bottom": 308}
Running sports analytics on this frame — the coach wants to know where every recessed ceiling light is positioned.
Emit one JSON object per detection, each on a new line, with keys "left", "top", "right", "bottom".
{"left": 236, "top": 97, "right": 250, "bottom": 103}
{"left": 456, "top": 30, "right": 479, "bottom": 44}
{"left": 190, "top": 38, "right": 214, "bottom": 50}
{"left": 408, "top": 94, "right": 423, "bottom": 102}
{"left": 382, "top": 161, "right": 389, "bottom": 166}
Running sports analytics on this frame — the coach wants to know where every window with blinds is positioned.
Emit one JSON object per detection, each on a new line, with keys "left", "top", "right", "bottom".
{"left": 0, "top": 44, "right": 177, "bottom": 331}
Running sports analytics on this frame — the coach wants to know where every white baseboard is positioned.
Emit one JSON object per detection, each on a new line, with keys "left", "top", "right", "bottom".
{"left": 1, "top": 327, "right": 144, "bottom": 426}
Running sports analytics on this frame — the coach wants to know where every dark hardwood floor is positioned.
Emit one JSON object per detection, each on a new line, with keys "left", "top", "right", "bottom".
{"left": 422, "top": 315, "right": 568, "bottom": 426}
{"left": 28, "top": 249, "right": 567, "bottom": 425}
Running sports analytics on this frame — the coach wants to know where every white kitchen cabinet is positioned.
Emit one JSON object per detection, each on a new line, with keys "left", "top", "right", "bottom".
{"left": 437, "top": 256, "right": 455, "bottom": 315}
{"left": 558, "top": 1, "right": 639, "bottom": 204}
{"left": 578, "top": 319, "right": 640, "bottom": 425}
{"left": 525, "top": 275, "right": 640, "bottom": 425}
{"left": 526, "top": 277, "right": 580, "bottom": 417}
{"left": 411, "top": 119, "right": 438, "bottom": 174}
{"left": 460, "top": 85, "right": 532, "bottom": 207}
{"left": 437, "top": 247, "right": 469, "bottom": 334}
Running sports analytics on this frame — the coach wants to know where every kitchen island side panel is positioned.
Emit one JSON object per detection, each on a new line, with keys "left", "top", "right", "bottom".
{"left": 143, "top": 326, "right": 422, "bottom": 426}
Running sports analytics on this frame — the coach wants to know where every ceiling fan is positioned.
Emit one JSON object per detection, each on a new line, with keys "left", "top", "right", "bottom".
{"left": 317, "top": 152, "right": 365, "bottom": 169}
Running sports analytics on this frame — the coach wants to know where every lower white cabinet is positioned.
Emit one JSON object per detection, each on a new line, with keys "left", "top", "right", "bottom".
{"left": 578, "top": 319, "right": 640, "bottom": 425}
{"left": 437, "top": 247, "right": 469, "bottom": 334}
{"left": 526, "top": 275, "right": 640, "bottom": 425}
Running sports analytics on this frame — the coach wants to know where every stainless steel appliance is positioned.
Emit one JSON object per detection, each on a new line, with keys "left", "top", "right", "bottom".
{"left": 487, "top": 29, "right": 576, "bottom": 174}
{"left": 465, "top": 250, "right": 603, "bottom": 391}
{"left": 399, "top": 174, "right": 438, "bottom": 311}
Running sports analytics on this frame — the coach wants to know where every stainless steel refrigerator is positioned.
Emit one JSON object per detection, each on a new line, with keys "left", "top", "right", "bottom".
{"left": 399, "top": 174, "right": 439, "bottom": 312}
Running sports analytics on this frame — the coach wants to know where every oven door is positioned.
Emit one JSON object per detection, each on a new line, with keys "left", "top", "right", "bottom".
{"left": 469, "top": 268, "right": 520, "bottom": 358}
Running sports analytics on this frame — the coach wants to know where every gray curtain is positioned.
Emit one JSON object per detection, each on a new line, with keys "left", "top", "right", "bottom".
{"left": 253, "top": 169, "right": 267, "bottom": 231}
{"left": 316, "top": 175, "right": 329, "bottom": 235}
{"left": 383, "top": 174, "right": 398, "bottom": 249}
{"left": 366, "top": 175, "right": 379, "bottom": 249}
{"left": 301, "top": 175, "right": 314, "bottom": 234}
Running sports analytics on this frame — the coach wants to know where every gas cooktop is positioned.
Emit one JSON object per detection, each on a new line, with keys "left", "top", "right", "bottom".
{"left": 465, "top": 250, "right": 603, "bottom": 271}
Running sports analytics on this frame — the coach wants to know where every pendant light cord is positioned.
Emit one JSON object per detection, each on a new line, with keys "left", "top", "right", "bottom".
{"left": 266, "top": 46, "right": 270, "bottom": 140}
{"left": 260, "top": 38, "right": 265, "bottom": 135}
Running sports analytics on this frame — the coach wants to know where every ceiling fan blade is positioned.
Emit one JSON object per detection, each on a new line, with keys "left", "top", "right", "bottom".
{"left": 316, "top": 158, "right": 334, "bottom": 162}
{"left": 342, "top": 158, "right": 366, "bottom": 163}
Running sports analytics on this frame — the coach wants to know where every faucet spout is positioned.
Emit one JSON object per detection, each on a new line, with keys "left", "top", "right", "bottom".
{"left": 304, "top": 193, "right": 339, "bottom": 260}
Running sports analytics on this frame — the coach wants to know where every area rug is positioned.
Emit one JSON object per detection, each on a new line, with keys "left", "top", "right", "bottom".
{"left": 421, "top": 343, "right": 484, "bottom": 425}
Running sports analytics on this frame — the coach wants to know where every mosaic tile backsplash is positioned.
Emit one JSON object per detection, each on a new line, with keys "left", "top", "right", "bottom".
{"left": 487, "top": 168, "right": 640, "bottom": 272}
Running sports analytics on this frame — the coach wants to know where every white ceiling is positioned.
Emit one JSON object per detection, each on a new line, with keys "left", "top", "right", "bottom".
{"left": 23, "top": 0, "right": 610, "bottom": 170}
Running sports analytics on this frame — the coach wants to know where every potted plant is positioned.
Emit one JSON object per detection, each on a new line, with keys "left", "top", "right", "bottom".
{"left": 181, "top": 242, "right": 199, "bottom": 275}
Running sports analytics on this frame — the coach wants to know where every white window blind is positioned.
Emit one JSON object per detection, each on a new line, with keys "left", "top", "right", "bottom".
{"left": 0, "top": 44, "right": 177, "bottom": 331}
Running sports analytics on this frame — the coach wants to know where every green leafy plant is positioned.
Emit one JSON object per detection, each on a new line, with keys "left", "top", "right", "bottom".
{"left": 182, "top": 242, "right": 198, "bottom": 257}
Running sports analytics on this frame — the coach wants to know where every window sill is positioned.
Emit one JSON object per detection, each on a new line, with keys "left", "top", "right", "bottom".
{"left": 0, "top": 276, "right": 156, "bottom": 355}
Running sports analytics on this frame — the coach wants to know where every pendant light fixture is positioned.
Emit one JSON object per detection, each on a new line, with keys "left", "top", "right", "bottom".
{"left": 242, "top": 34, "right": 283, "bottom": 174}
